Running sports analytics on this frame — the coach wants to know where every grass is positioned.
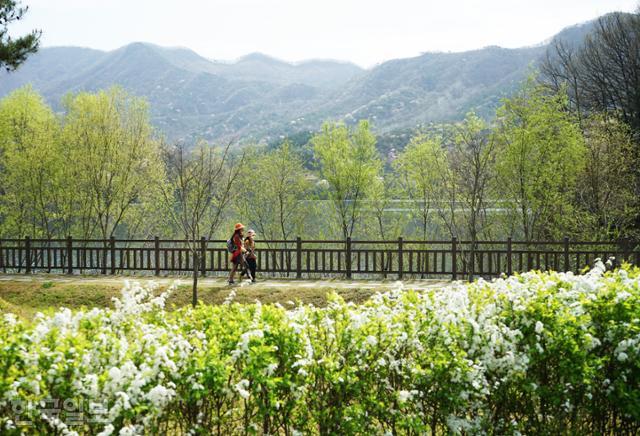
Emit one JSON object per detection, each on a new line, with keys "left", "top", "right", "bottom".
{"left": 0, "top": 278, "right": 377, "bottom": 319}
{"left": 0, "top": 281, "right": 121, "bottom": 318}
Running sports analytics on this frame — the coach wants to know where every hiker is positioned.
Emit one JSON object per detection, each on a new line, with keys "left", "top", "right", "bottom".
{"left": 228, "top": 223, "right": 246, "bottom": 284}
{"left": 243, "top": 229, "right": 257, "bottom": 283}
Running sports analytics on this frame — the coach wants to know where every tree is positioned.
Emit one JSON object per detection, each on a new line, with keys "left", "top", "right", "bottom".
{"left": 542, "top": 12, "right": 640, "bottom": 135}
{"left": 448, "top": 113, "right": 498, "bottom": 245}
{"left": 541, "top": 11, "right": 640, "bottom": 230}
{"left": 574, "top": 114, "right": 639, "bottom": 239}
{"left": 411, "top": 114, "right": 498, "bottom": 279}
{"left": 61, "top": 87, "right": 164, "bottom": 241}
{"left": 393, "top": 134, "right": 444, "bottom": 241}
{"left": 0, "top": 0, "right": 40, "bottom": 71}
{"left": 235, "top": 141, "right": 310, "bottom": 243}
{"left": 160, "top": 142, "right": 244, "bottom": 307}
{"left": 312, "top": 120, "right": 382, "bottom": 240}
{"left": 494, "top": 79, "right": 586, "bottom": 241}
{"left": 0, "top": 87, "right": 64, "bottom": 239}
{"left": 367, "top": 174, "right": 408, "bottom": 276}
{"left": 415, "top": 115, "right": 498, "bottom": 244}
{"left": 368, "top": 174, "right": 405, "bottom": 241}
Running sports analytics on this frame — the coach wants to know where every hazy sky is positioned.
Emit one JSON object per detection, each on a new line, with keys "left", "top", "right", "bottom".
{"left": 11, "top": 0, "right": 639, "bottom": 67}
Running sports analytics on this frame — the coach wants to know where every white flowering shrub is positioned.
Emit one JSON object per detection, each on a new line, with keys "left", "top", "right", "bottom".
{"left": 1, "top": 263, "right": 639, "bottom": 434}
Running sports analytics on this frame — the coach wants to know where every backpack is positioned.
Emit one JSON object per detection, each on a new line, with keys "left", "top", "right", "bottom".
{"left": 226, "top": 235, "right": 237, "bottom": 253}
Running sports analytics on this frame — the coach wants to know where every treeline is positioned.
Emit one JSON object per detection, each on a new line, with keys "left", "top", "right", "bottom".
{"left": 0, "top": 80, "right": 636, "bottom": 245}
{"left": 0, "top": 11, "right": 638, "bottom": 243}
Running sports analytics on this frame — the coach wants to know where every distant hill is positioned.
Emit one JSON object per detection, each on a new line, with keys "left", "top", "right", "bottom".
{"left": 0, "top": 16, "right": 605, "bottom": 144}
{"left": 209, "top": 53, "right": 365, "bottom": 89}
{"left": 306, "top": 45, "right": 546, "bottom": 131}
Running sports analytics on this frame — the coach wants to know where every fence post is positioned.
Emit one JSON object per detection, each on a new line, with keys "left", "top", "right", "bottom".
{"left": 622, "top": 238, "right": 631, "bottom": 264}
{"left": 296, "top": 237, "right": 302, "bottom": 279}
{"left": 398, "top": 237, "right": 404, "bottom": 279}
{"left": 25, "top": 236, "right": 31, "bottom": 274}
{"left": 469, "top": 240, "right": 475, "bottom": 282}
{"left": 200, "top": 237, "right": 207, "bottom": 277}
{"left": 66, "top": 236, "right": 73, "bottom": 275}
{"left": 507, "top": 237, "right": 513, "bottom": 276}
{"left": 564, "top": 236, "right": 570, "bottom": 272}
{"left": 346, "top": 237, "right": 352, "bottom": 279}
{"left": 451, "top": 236, "right": 458, "bottom": 281}
{"left": 154, "top": 236, "right": 160, "bottom": 275}
{"left": 110, "top": 236, "right": 116, "bottom": 275}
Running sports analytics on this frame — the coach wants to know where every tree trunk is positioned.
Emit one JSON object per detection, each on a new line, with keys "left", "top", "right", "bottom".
{"left": 192, "top": 252, "right": 199, "bottom": 307}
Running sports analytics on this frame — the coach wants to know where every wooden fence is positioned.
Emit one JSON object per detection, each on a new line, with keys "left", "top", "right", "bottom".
{"left": 0, "top": 237, "right": 638, "bottom": 280}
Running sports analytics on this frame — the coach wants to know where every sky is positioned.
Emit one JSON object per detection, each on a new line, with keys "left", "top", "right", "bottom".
{"left": 10, "top": 0, "right": 639, "bottom": 67}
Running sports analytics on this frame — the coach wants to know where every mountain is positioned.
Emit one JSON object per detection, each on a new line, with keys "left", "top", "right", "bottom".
{"left": 0, "top": 16, "right": 605, "bottom": 143}
{"left": 308, "top": 45, "right": 546, "bottom": 130}
{"left": 211, "top": 53, "right": 365, "bottom": 89}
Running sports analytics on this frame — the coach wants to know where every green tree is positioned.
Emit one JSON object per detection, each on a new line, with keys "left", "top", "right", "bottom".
{"left": 0, "top": 0, "right": 40, "bottom": 71}
{"left": 541, "top": 10, "right": 640, "bottom": 231}
{"left": 235, "top": 141, "right": 311, "bottom": 243}
{"left": 369, "top": 174, "right": 405, "bottom": 241}
{"left": 448, "top": 113, "right": 498, "bottom": 243}
{"left": 494, "top": 79, "right": 586, "bottom": 241}
{"left": 574, "top": 114, "right": 639, "bottom": 239}
{"left": 312, "top": 120, "right": 382, "bottom": 240}
{"left": 61, "top": 87, "right": 164, "bottom": 241}
{"left": 0, "top": 87, "right": 65, "bottom": 239}
{"left": 366, "top": 174, "right": 408, "bottom": 276}
{"left": 393, "top": 134, "right": 444, "bottom": 240}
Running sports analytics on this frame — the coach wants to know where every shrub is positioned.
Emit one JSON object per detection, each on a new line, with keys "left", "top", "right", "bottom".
{"left": 1, "top": 263, "right": 639, "bottom": 434}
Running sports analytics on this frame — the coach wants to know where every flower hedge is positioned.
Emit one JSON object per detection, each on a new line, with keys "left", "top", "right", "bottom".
{"left": 1, "top": 261, "right": 639, "bottom": 435}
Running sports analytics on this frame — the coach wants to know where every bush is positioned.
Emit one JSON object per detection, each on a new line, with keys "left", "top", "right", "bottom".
{"left": 1, "top": 262, "right": 639, "bottom": 435}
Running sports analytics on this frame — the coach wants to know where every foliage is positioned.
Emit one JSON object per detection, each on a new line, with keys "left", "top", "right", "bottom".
{"left": 0, "top": 79, "right": 636, "bottom": 244}
{"left": 1, "top": 262, "right": 639, "bottom": 434}
{"left": 0, "top": 0, "right": 40, "bottom": 71}
{"left": 541, "top": 10, "right": 640, "bottom": 233}
{"left": 432, "top": 112, "right": 499, "bottom": 244}
{"left": 62, "top": 87, "right": 164, "bottom": 240}
{"left": 368, "top": 173, "right": 405, "bottom": 241}
{"left": 574, "top": 114, "right": 640, "bottom": 239}
{"left": 235, "top": 141, "right": 311, "bottom": 242}
{"left": 393, "top": 133, "right": 444, "bottom": 240}
{"left": 0, "top": 87, "right": 63, "bottom": 238}
{"left": 0, "top": 87, "right": 165, "bottom": 240}
{"left": 494, "top": 79, "right": 586, "bottom": 241}
{"left": 161, "top": 142, "right": 241, "bottom": 242}
{"left": 312, "top": 120, "right": 382, "bottom": 239}
{"left": 449, "top": 113, "right": 497, "bottom": 241}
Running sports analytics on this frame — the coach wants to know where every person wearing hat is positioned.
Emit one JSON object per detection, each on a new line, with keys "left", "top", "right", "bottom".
{"left": 243, "top": 229, "right": 257, "bottom": 283}
{"left": 228, "top": 223, "right": 246, "bottom": 284}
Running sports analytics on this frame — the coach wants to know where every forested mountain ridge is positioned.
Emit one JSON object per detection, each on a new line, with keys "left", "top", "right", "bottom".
{"left": 0, "top": 16, "right": 602, "bottom": 143}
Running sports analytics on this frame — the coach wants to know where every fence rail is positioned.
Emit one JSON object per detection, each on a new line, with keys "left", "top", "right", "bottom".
{"left": 0, "top": 236, "right": 638, "bottom": 280}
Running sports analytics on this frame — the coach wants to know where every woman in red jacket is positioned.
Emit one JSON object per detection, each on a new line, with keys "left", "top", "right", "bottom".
{"left": 228, "top": 223, "right": 246, "bottom": 284}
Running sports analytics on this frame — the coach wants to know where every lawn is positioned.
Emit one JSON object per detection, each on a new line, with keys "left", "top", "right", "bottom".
{"left": 0, "top": 275, "right": 424, "bottom": 318}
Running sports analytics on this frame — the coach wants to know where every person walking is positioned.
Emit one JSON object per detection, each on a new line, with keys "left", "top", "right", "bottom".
{"left": 228, "top": 223, "right": 246, "bottom": 284}
{"left": 243, "top": 229, "right": 257, "bottom": 283}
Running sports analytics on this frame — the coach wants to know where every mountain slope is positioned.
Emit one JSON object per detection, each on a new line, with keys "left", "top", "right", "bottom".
{"left": 308, "top": 45, "right": 545, "bottom": 131}
{"left": 0, "top": 16, "right": 605, "bottom": 143}
{"left": 218, "top": 53, "right": 365, "bottom": 88}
